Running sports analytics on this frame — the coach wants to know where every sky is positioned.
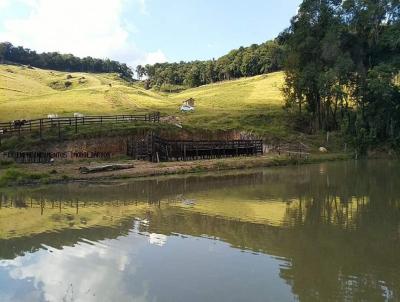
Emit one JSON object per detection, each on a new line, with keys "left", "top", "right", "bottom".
{"left": 0, "top": 0, "right": 301, "bottom": 67}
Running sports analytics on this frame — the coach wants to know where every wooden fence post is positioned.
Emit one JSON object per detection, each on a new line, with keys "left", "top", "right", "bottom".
{"left": 39, "top": 119, "right": 43, "bottom": 139}
{"left": 58, "top": 120, "right": 61, "bottom": 140}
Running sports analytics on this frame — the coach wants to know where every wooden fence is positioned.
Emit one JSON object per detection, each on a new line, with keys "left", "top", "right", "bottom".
{"left": 127, "top": 135, "right": 263, "bottom": 162}
{"left": 0, "top": 112, "right": 160, "bottom": 140}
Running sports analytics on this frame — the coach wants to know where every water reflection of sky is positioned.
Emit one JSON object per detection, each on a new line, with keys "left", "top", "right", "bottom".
{"left": 0, "top": 221, "right": 294, "bottom": 302}
{"left": 1, "top": 160, "right": 400, "bottom": 301}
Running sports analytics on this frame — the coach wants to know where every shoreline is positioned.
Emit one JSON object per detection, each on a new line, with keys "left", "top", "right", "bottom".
{"left": 0, "top": 153, "right": 352, "bottom": 187}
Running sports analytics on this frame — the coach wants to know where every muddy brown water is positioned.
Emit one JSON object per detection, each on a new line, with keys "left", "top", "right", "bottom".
{"left": 0, "top": 160, "right": 399, "bottom": 302}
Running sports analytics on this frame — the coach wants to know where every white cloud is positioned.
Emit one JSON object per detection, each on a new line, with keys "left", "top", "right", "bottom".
{"left": 141, "top": 49, "right": 167, "bottom": 65}
{"left": 137, "top": 0, "right": 148, "bottom": 15}
{"left": 0, "top": 0, "right": 10, "bottom": 8}
{"left": 1, "top": 235, "right": 151, "bottom": 302}
{"left": 149, "top": 233, "right": 167, "bottom": 246}
{"left": 0, "top": 0, "right": 127, "bottom": 58}
{"left": 0, "top": 0, "right": 166, "bottom": 67}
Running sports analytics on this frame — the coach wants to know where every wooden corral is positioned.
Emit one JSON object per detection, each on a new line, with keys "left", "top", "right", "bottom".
{"left": 127, "top": 135, "right": 263, "bottom": 162}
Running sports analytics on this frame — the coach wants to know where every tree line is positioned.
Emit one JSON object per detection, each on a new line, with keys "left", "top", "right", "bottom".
{"left": 0, "top": 42, "right": 133, "bottom": 80}
{"left": 282, "top": 0, "right": 400, "bottom": 152}
{"left": 136, "top": 40, "right": 284, "bottom": 88}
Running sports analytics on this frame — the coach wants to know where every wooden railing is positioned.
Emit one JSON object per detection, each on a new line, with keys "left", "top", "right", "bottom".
{"left": 0, "top": 112, "right": 160, "bottom": 139}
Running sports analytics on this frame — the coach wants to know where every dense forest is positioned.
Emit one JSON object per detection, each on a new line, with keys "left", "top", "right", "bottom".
{"left": 136, "top": 40, "right": 284, "bottom": 89}
{"left": 0, "top": 42, "right": 133, "bottom": 80}
{"left": 0, "top": 40, "right": 284, "bottom": 88}
{"left": 282, "top": 0, "right": 400, "bottom": 152}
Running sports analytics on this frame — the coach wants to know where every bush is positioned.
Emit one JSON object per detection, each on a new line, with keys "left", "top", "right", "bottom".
{"left": 64, "top": 81, "right": 72, "bottom": 88}
{"left": 66, "top": 74, "right": 73, "bottom": 79}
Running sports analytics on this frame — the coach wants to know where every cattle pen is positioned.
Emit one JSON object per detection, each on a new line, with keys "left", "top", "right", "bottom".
{"left": 127, "top": 135, "right": 264, "bottom": 162}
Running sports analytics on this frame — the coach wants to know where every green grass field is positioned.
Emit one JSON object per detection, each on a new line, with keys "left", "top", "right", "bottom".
{"left": 0, "top": 64, "right": 289, "bottom": 136}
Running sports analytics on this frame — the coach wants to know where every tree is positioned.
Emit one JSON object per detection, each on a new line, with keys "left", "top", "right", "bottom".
{"left": 138, "top": 39, "right": 285, "bottom": 89}
{"left": 136, "top": 65, "right": 146, "bottom": 80}
{"left": 0, "top": 42, "right": 134, "bottom": 80}
{"left": 282, "top": 0, "right": 400, "bottom": 150}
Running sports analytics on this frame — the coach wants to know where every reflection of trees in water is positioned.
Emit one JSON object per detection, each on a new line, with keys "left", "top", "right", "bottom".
{"left": 0, "top": 171, "right": 266, "bottom": 206}
{"left": 285, "top": 195, "right": 369, "bottom": 228}
{"left": 1, "top": 160, "right": 400, "bottom": 301}
{"left": 2, "top": 160, "right": 398, "bottom": 209}
{"left": 140, "top": 199, "right": 400, "bottom": 301}
{"left": 275, "top": 161, "right": 400, "bottom": 301}
{"left": 0, "top": 197, "right": 142, "bottom": 215}
{"left": 136, "top": 160, "right": 400, "bottom": 301}
{"left": 279, "top": 197, "right": 400, "bottom": 301}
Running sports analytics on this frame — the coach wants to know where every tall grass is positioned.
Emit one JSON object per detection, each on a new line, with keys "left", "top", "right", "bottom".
{"left": 0, "top": 168, "right": 49, "bottom": 186}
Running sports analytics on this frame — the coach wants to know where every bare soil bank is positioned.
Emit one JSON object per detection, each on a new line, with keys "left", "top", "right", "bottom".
{"left": 0, "top": 153, "right": 351, "bottom": 187}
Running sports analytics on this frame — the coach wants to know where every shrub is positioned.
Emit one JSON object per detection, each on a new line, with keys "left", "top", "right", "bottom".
{"left": 64, "top": 81, "right": 72, "bottom": 88}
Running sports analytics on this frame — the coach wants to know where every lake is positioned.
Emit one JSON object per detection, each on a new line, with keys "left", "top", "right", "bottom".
{"left": 0, "top": 160, "right": 399, "bottom": 302}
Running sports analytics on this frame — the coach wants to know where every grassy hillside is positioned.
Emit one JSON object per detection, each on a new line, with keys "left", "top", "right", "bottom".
{"left": 0, "top": 64, "right": 288, "bottom": 136}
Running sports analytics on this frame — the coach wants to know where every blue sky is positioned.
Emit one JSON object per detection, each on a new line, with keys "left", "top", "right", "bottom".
{"left": 0, "top": 0, "right": 301, "bottom": 66}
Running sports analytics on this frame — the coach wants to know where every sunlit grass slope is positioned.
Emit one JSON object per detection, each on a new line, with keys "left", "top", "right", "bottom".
{"left": 0, "top": 64, "right": 287, "bottom": 135}
{"left": 167, "top": 72, "right": 286, "bottom": 134}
